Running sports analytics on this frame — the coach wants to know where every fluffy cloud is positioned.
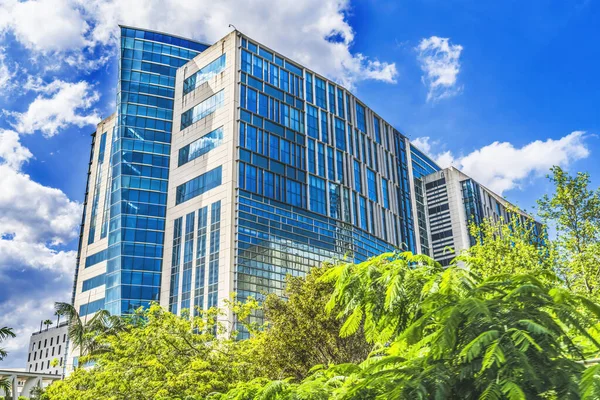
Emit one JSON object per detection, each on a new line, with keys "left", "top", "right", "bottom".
{"left": 0, "top": 0, "right": 90, "bottom": 52}
{"left": 0, "top": 129, "right": 32, "bottom": 170}
{"left": 0, "top": 164, "right": 82, "bottom": 244}
{"left": 8, "top": 79, "right": 101, "bottom": 137}
{"left": 413, "top": 131, "right": 590, "bottom": 194}
{"left": 417, "top": 36, "right": 463, "bottom": 102}
{"left": 0, "top": 0, "right": 397, "bottom": 88}
{"left": 0, "top": 271, "right": 71, "bottom": 368}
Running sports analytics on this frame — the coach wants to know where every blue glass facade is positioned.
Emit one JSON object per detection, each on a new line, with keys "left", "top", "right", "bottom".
{"left": 410, "top": 145, "right": 441, "bottom": 255}
{"left": 104, "top": 27, "right": 209, "bottom": 315}
{"left": 233, "top": 36, "right": 436, "bottom": 332}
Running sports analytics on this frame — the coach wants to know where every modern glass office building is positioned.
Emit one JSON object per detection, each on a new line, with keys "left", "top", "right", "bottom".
{"left": 73, "top": 26, "right": 536, "bottom": 350}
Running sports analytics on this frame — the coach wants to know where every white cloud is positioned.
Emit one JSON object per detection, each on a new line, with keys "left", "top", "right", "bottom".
{"left": 412, "top": 131, "right": 590, "bottom": 194}
{"left": 0, "top": 129, "right": 33, "bottom": 170}
{"left": 417, "top": 36, "right": 463, "bottom": 102}
{"left": 0, "top": 49, "right": 15, "bottom": 91}
{"left": 0, "top": 280, "right": 71, "bottom": 368}
{"left": 0, "top": 0, "right": 90, "bottom": 52}
{"left": 8, "top": 79, "right": 101, "bottom": 137}
{"left": 0, "top": 164, "right": 82, "bottom": 245}
{"left": 1, "top": 0, "right": 397, "bottom": 88}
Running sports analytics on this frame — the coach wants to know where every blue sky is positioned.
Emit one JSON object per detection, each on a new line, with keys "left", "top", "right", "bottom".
{"left": 0, "top": 0, "right": 598, "bottom": 367}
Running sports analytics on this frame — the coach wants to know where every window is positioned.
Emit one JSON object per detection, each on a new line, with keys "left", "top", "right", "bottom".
{"left": 320, "top": 110, "right": 328, "bottom": 143}
{"left": 79, "top": 298, "right": 105, "bottom": 316}
{"left": 305, "top": 72, "right": 313, "bottom": 103}
{"left": 307, "top": 105, "right": 318, "bottom": 138}
{"left": 309, "top": 176, "right": 326, "bottom": 215}
{"left": 317, "top": 143, "right": 326, "bottom": 177}
{"left": 241, "top": 50, "right": 252, "bottom": 73}
{"left": 315, "top": 77, "right": 326, "bottom": 109}
{"left": 354, "top": 160, "right": 362, "bottom": 193}
{"left": 327, "top": 147, "right": 335, "bottom": 180}
{"left": 334, "top": 118, "right": 346, "bottom": 151}
{"left": 367, "top": 169, "right": 377, "bottom": 201}
{"left": 82, "top": 273, "right": 106, "bottom": 291}
{"left": 183, "top": 54, "right": 226, "bottom": 95}
{"left": 175, "top": 166, "right": 222, "bottom": 205}
{"left": 328, "top": 84, "right": 336, "bottom": 113}
{"left": 382, "top": 179, "right": 390, "bottom": 209}
{"left": 336, "top": 150, "right": 344, "bottom": 183}
{"left": 178, "top": 127, "right": 224, "bottom": 166}
{"left": 308, "top": 139, "right": 316, "bottom": 174}
{"left": 337, "top": 88, "right": 345, "bottom": 118}
{"left": 359, "top": 196, "right": 368, "bottom": 230}
{"left": 329, "top": 183, "right": 340, "bottom": 219}
{"left": 355, "top": 102, "right": 366, "bottom": 132}
{"left": 180, "top": 90, "right": 225, "bottom": 129}
{"left": 374, "top": 117, "right": 381, "bottom": 144}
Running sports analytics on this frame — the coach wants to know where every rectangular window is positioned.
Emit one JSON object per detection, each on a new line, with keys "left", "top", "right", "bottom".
{"left": 334, "top": 118, "right": 346, "bottom": 151}
{"left": 354, "top": 160, "right": 362, "bottom": 193}
{"left": 315, "top": 77, "right": 326, "bottom": 109}
{"left": 180, "top": 90, "right": 225, "bottom": 129}
{"left": 309, "top": 175, "right": 327, "bottom": 215}
{"left": 307, "top": 105, "right": 318, "bottom": 138}
{"left": 382, "top": 178, "right": 389, "bottom": 209}
{"left": 79, "top": 298, "right": 105, "bottom": 316}
{"left": 329, "top": 183, "right": 340, "bottom": 219}
{"left": 336, "top": 150, "right": 344, "bottom": 183}
{"left": 175, "top": 166, "right": 223, "bottom": 205}
{"left": 178, "top": 126, "right": 224, "bottom": 166}
{"left": 317, "top": 143, "right": 326, "bottom": 178}
{"left": 82, "top": 274, "right": 106, "bottom": 292}
{"left": 308, "top": 139, "right": 316, "bottom": 174}
{"left": 336, "top": 88, "right": 345, "bottom": 118}
{"left": 305, "top": 72, "right": 313, "bottom": 103}
{"left": 355, "top": 102, "right": 366, "bottom": 132}
{"left": 320, "top": 110, "right": 328, "bottom": 143}
{"left": 207, "top": 201, "right": 221, "bottom": 309}
{"left": 183, "top": 54, "right": 226, "bottom": 95}
{"left": 327, "top": 147, "right": 335, "bottom": 180}
{"left": 367, "top": 169, "right": 378, "bottom": 202}
{"left": 328, "top": 84, "right": 336, "bottom": 113}
{"left": 194, "top": 206, "right": 208, "bottom": 312}
{"left": 374, "top": 117, "right": 381, "bottom": 144}
{"left": 241, "top": 50, "right": 252, "bottom": 74}
{"left": 359, "top": 196, "right": 368, "bottom": 230}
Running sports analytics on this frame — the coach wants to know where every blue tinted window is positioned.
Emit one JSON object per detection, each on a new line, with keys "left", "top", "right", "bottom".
{"left": 309, "top": 175, "right": 326, "bottom": 214}
{"left": 82, "top": 274, "right": 106, "bottom": 291}
{"left": 178, "top": 127, "right": 224, "bottom": 166}
{"left": 374, "top": 117, "right": 381, "bottom": 144}
{"left": 305, "top": 72, "right": 313, "bottom": 103}
{"left": 181, "top": 90, "right": 225, "bottom": 129}
{"left": 175, "top": 166, "right": 223, "bottom": 205}
{"left": 307, "top": 105, "right": 318, "bottom": 138}
{"left": 315, "top": 77, "right": 326, "bottom": 109}
{"left": 335, "top": 118, "right": 346, "bottom": 151}
{"left": 356, "top": 102, "right": 366, "bottom": 132}
{"left": 183, "top": 54, "right": 226, "bottom": 95}
{"left": 367, "top": 169, "right": 378, "bottom": 201}
{"left": 354, "top": 160, "right": 362, "bottom": 193}
{"left": 80, "top": 298, "right": 105, "bottom": 316}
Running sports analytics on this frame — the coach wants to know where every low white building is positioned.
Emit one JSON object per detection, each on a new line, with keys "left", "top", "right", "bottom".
{"left": 26, "top": 321, "right": 68, "bottom": 375}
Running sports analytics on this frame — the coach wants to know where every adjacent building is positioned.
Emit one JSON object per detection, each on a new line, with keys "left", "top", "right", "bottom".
{"left": 422, "top": 167, "right": 543, "bottom": 266}
{"left": 70, "top": 25, "right": 540, "bottom": 367}
{"left": 26, "top": 321, "right": 68, "bottom": 375}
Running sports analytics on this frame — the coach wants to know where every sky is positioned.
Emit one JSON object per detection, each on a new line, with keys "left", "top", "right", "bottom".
{"left": 0, "top": 0, "right": 598, "bottom": 368}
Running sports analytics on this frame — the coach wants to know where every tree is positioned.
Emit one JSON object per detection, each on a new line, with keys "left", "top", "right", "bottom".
{"left": 217, "top": 252, "right": 600, "bottom": 399}
{"left": 0, "top": 327, "right": 16, "bottom": 395}
{"left": 54, "top": 302, "right": 125, "bottom": 358}
{"left": 43, "top": 320, "right": 53, "bottom": 332}
{"left": 44, "top": 304, "right": 261, "bottom": 400}
{"left": 457, "top": 213, "right": 555, "bottom": 280}
{"left": 538, "top": 166, "right": 600, "bottom": 296}
{"left": 246, "top": 264, "right": 372, "bottom": 381}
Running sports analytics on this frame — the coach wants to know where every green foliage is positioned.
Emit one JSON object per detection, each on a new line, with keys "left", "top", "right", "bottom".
{"left": 0, "top": 326, "right": 16, "bottom": 395}
{"left": 538, "top": 166, "right": 600, "bottom": 296}
{"left": 45, "top": 304, "right": 259, "bottom": 400}
{"left": 249, "top": 265, "right": 371, "bottom": 380}
{"left": 458, "top": 213, "right": 555, "bottom": 280}
{"left": 218, "top": 252, "right": 600, "bottom": 399}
